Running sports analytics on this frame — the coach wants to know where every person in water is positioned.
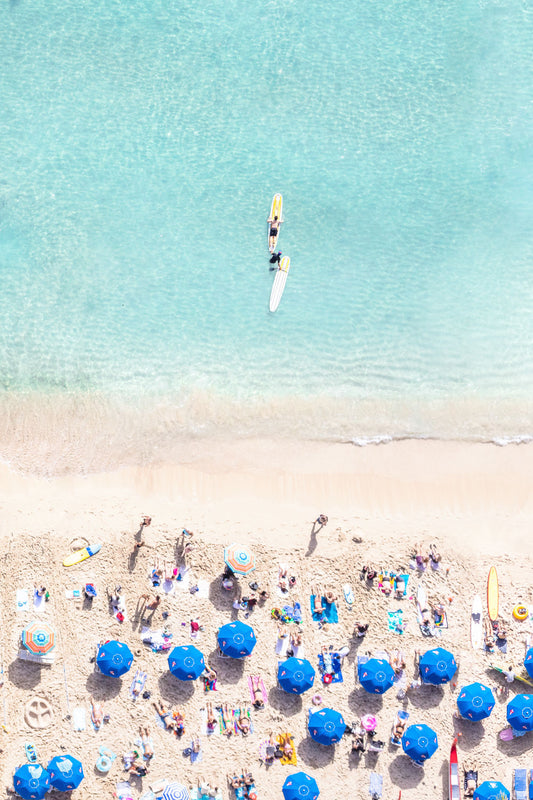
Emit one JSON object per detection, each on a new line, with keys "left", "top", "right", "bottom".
{"left": 270, "top": 250, "right": 282, "bottom": 268}
{"left": 270, "top": 215, "right": 279, "bottom": 237}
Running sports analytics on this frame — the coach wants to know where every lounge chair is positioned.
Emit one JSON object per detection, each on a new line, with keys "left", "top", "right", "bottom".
{"left": 390, "top": 710, "right": 409, "bottom": 746}
{"left": 368, "top": 772, "right": 383, "bottom": 799}
{"left": 513, "top": 769, "right": 527, "bottom": 800}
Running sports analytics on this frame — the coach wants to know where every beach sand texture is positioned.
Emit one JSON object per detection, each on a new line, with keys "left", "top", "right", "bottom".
{"left": 0, "top": 439, "right": 532, "bottom": 799}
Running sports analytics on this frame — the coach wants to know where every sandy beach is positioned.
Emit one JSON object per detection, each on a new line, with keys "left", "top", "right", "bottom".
{"left": 1, "top": 439, "right": 533, "bottom": 800}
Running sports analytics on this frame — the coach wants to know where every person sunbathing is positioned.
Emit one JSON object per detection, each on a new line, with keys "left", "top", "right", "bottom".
{"left": 414, "top": 544, "right": 429, "bottom": 570}
{"left": 228, "top": 775, "right": 244, "bottom": 800}
{"left": 203, "top": 663, "right": 217, "bottom": 683}
{"left": 290, "top": 630, "right": 303, "bottom": 648}
{"left": 484, "top": 622, "right": 496, "bottom": 652}
{"left": 153, "top": 699, "right": 178, "bottom": 732}
{"left": 279, "top": 733, "right": 294, "bottom": 759}
{"left": 431, "top": 601, "right": 446, "bottom": 623}
{"left": 278, "top": 565, "right": 289, "bottom": 592}
{"left": 206, "top": 701, "right": 218, "bottom": 731}
{"left": 380, "top": 574, "right": 393, "bottom": 595}
{"left": 351, "top": 731, "right": 366, "bottom": 752}
{"left": 221, "top": 703, "right": 234, "bottom": 736}
{"left": 323, "top": 588, "right": 337, "bottom": 604}
{"left": 172, "top": 709, "right": 185, "bottom": 736}
{"left": 164, "top": 562, "right": 176, "bottom": 582}
{"left": 392, "top": 716, "right": 407, "bottom": 742}
{"left": 90, "top": 696, "right": 103, "bottom": 729}
{"left": 192, "top": 735, "right": 201, "bottom": 754}
{"left": 311, "top": 586, "right": 324, "bottom": 614}
{"left": 139, "top": 726, "right": 153, "bottom": 759}
{"left": 394, "top": 575, "right": 406, "bottom": 598}
{"left": 361, "top": 565, "right": 377, "bottom": 582}
{"left": 250, "top": 676, "right": 265, "bottom": 709}
{"left": 236, "top": 707, "right": 251, "bottom": 735}
{"left": 390, "top": 651, "right": 406, "bottom": 676}
{"left": 464, "top": 767, "right": 478, "bottom": 797}
{"left": 243, "top": 771, "right": 255, "bottom": 788}
{"left": 265, "top": 733, "right": 277, "bottom": 763}
{"left": 354, "top": 621, "right": 369, "bottom": 638}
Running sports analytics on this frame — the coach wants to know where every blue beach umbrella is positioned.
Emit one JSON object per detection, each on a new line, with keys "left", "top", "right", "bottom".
{"left": 308, "top": 707, "right": 346, "bottom": 745}
{"left": 358, "top": 658, "right": 395, "bottom": 694}
{"left": 217, "top": 620, "right": 256, "bottom": 658}
{"left": 456, "top": 682, "right": 495, "bottom": 721}
{"left": 524, "top": 648, "right": 533, "bottom": 679}
{"left": 278, "top": 657, "right": 316, "bottom": 695}
{"left": 13, "top": 764, "right": 51, "bottom": 800}
{"left": 47, "top": 755, "right": 84, "bottom": 791}
{"left": 419, "top": 647, "right": 457, "bottom": 685}
{"left": 168, "top": 645, "right": 205, "bottom": 681}
{"left": 473, "top": 781, "right": 510, "bottom": 800}
{"left": 96, "top": 640, "right": 133, "bottom": 677}
{"left": 401, "top": 723, "right": 438, "bottom": 764}
{"left": 507, "top": 694, "right": 533, "bottom": 731}
{"left": 282, "top": 772, "right": 320, "bottom": 800}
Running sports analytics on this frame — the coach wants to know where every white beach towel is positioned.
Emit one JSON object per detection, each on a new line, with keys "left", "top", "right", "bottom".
{"left": 33, "top": 592, "right": 46, "bottom": 613}
{"left": 65, "top": 588, "right": 82, "bottom": 600}
{"left": 71, "top": 707, "right": 86, "bottom": 731}
{"left": 196, "top": 579, "right": 210, "bottom": 598}
{"left": 16, "top": 589, "right": 29, "bottom": 612}
{"left": 275, "top": 635, "right": 290, "bottom": 657}
{"left": 162, "top": 578, "right": 175, "bottom": 595}
{"left": 291, "top": 644, "right": 306, "bottom": 658}
{"left": 173, "top": 565, "right": 190, "bottom": 592}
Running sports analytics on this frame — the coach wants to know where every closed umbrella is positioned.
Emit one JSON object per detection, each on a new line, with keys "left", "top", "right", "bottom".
{"left": 524, "top": 648, "right": 533, "bottom": 679}
{"left": 96, "top": 640, "right": 133, "bottom": 677}
{"left": 278, "top": 657, "right": 315, "bottom": 695}
{"left": 456, "top": 683, "right": 495, "bottom": 721}
{"left": 223, "top": 544, "right": 256, "bottom": 576}
{"left": 168, "top": 645, "right": 205, "bottom": 681}
{"left": 13, "top": 764, "right": 50, "bottom": 800}
{"left": 162, "top": 784, "right": 190, "bottom": 800}
{"left": 308, "top": 707, "right": 345, "bottom": 745}
{"left": 47, "top": 755, "right": 84, "bottom": 791}
{"left": 218, "top": 621, "right": 256, "bottom": 658}
{"left": 358, "top": 658, "right": 395, "bottom": 694}
{"left": 473, "top": 781, "right": 510, "bottom": 800}
{"left": 282, "top": 772, "right": 320, "bottom": 800}
{"left": 507, "top": 694, "right": 533, "bottom": 732}
{"left": 401, "top": 723, "right": 438, "bottom": 764}
{"left": 419, "top": 647, "right": 457, "bottom": 685}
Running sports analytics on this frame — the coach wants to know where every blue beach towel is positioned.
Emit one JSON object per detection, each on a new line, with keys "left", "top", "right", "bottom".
{"left": 317, "top": 652, "right": 343, "bottom": 683}
{"left": 388, "top": 610, "right": 404, "bottom": 634}
{"left": 310, "top": 596, "right": 326, "bottom": 623}
{"left": 310, "top": 596, "right": 338, "bottom": 624}
{"left": 293, "top": 601, "right": 302, "bottom": 623}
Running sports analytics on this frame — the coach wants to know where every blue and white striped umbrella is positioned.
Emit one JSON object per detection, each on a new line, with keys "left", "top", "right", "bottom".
{"left": 162, "top": 783, "right": 190, "bottom": 800}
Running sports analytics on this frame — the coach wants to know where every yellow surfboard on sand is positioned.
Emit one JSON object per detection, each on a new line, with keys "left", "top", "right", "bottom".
{"left": 487, "top": 566, "right": 499, "bottom": 622}
{"left": 63, "top": 543, "right": 102, "bottom": 567}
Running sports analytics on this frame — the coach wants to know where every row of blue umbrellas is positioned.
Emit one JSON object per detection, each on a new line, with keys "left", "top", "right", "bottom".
{"left": 14, "top": 756, "right": 84, "bottom": 798}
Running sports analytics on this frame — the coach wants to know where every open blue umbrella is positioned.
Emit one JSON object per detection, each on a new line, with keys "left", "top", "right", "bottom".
{"left": 419, "top": 647, "right": 457, "bottom": 685}
{"left": 47, "top": 755, "right": 84, "bottom": 791}
{"left": 308, "top": 707, "right": 345, "bottom": 745}
{"left": 524, "top": 648, "right": 533, "bottom": 679}
{"left": 218, "top": 621, "right": 256, "bottom": 658}
{"left": 96, "top": 640, "right": 133, "bottom": 677}
{"left": 507, "top": 694, "right": 533, "bottom": 731}
{"left": 401, "top": 723, "right": 438, "bottom": 764}
{"left": 473, "top": 780, "right": 510, "bottom": 800}
{"left": 457, "top": 682, "right": 495, "bottom": 721}
{"left": 278, "top": 657, "right": 315, "bottom": 695}
{"left": 13, "top": 764, "right": 50, "bottom": 800}
{"left": 168, "top": 645, "right": 205, "bottom": 681}
{"left": 358, "top": 658, "right": 395, "bottom": 694}
{"left": 162, "top": 784, "right": 190, "bottom": 800}
{"left": 282, "top": 772, "right": 320, "bottom": 800}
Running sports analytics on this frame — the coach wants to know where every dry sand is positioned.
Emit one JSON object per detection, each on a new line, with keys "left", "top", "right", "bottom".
{"left": 1, "top": 439, "right": 533, "bottom": 800}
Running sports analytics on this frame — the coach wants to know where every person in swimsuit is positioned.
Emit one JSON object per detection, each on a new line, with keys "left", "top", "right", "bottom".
{"left": 250, "top": 676, "right": 265, "bottom": 709}
{"left": 206, "top": 701, "right": 217, "bottom": 731}
{"left": 269, "top": 216, "right": 279, "bottom": 237}
{"left": 270, "top": 250, "right": 282, "bottom": 267}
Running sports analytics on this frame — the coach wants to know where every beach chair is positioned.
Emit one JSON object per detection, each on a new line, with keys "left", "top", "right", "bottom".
{"left": 390, "top": 710, "right": 409, "bottom": 746}
{"left": 513, "top": 769, "right": 528, "bottom": 800}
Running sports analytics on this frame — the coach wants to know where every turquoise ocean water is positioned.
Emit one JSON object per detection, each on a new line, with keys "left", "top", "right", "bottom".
{"left": 0, "top": 0, "right": 532, "bottom": 472}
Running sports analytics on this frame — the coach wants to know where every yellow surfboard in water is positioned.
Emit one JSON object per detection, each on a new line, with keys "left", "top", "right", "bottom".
{"left": 267, "top": 194, "right": 283, "bottom": 253}
{"left": 487, "top": 566, "right": 499, "bottom": 622}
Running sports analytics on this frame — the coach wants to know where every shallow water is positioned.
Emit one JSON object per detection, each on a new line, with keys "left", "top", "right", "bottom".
{"left": 1, "top": 0, "right": 532, "bottom": 472}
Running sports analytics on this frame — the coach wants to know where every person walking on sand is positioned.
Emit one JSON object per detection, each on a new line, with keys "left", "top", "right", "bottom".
{"left": 314, "top": 514, "right": 328, "bottom": 532}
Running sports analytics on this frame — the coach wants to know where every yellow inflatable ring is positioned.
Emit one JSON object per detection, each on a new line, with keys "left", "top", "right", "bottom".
{"left": 513, "top": 605, "right": 528, "bottom": 621}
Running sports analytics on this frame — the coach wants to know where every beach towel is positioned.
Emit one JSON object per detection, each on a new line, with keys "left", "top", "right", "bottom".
{"left": 203, "top": 675, "right": 217, "bottom": 692}
{"left": 141, "top": 627, "right": 173, "bottom": 652}
{"left": 310, "top": 596, "right": 326, "bottom": 623}
{"left": 16, "top": 589, "right": 29, "bottom": 612}
{"left": 65, "top": 588, "right": 82, "bottom": 600}
{"left": 323, "top": 600, "right": 338, "bottom": 623}
{"left": 276, "top": 734, "right": 297, "bottom": 766}
{"left": 174, "top": 565, "right": 190, "bottom": 591}
{"left": 190, "top": 741, "right": 203, "bottom": 763}
{"left": 249, "top": 676, "right": 268, "bottom": 707}
{"left": 200, "top": 707, "right": 221, "bottom": 736}
{"left": 293, "top": 601, "right": 302, "bottom": 623}
{"left": 115, "top": 782, "right": 134, "bottom": 800}
{"left": 71, "top": 707, "right": 86, "bottom": 731}
{"left": 290, "top": 643, "right": 305, "bottom": 658}
{"left": 496, "top": 636, "right": 508, "bottom": 654}
{"left": 275, "top": 634, "right": 290, "bottom": 657}
{"left": 433, "top": 610, "right": 448, "bottom": 629}
{"left": 196, "top": 579, "right": 210, "bottom": 598}
{"left": 233, "top": 708, "right": 253, "bottom": 736}
{"left": 129, "top": 669, "right": 147, "bottom": 701}
{"left": 259, "top": 739, "right": 274, "bottom": 764}
{"left": 162, "top": 578, "right": 174, "bottom": 595}
{"left": 368, "top": 772, "right": 383, "bottom": 799}
{"left": 33, "top": 592, "right": 47, "bottom": 613}
{"left": 317, "top": 652, "right": 343, "bottom": 683}
{"left": 394, "top": 574, "right": 409, "bottom": 597}
{"left": 387, "top": 610, "right": 405, "bottom": 634}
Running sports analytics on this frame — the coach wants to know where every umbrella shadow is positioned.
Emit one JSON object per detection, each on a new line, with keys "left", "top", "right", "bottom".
{"left": 347, "top": 688, "right": 384, "bottom": 717}
{"left": 453, "top": 718, "right": 485, "bottom": 749}
{"left": 388, "top": 753, "right": 426, "bottom": 788}
{"left": 85, "top": 671, "right": 123, "bottom": 700}
{"left": 157, "top": 671, "right": 196, "bottom": 704}
{"left": 8, "top": 659, "right": 42, "bottom": 690}
{"left": 267, "top": 687, "right": 302, "bottom": 717}
{"left": 211, "top": 650, "right": 245, "bottom": 685}
{"left": 208, "top": 577, "right": 237, "bottom": 613}
{"left": 406, "top": 684, "right": 445, "bottom": 709}
{"left": 296, "top": 737, "right": 335, "bottom": 768}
